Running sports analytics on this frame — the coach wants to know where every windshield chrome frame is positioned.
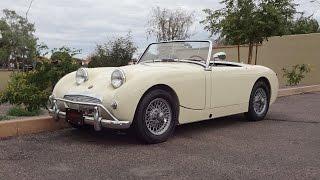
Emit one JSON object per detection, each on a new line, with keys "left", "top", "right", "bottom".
{"left": 138, "top": 40, "right": 213, "bottom": 70}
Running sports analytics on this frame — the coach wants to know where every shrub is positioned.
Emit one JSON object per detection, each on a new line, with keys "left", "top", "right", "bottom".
{"left": 282, "top": 64, "right": 311, "bottom": 86}
{"left": 0, "top": 46, "right": 80, "bottom": 112}
{"left": 0, "top": 73, "right": 48, "bottom": 111}
{"left": 7, "top": 106, "right": 40, "bottom": 116}
{"left": 0, "top": 115, "right": 10, "bottom": 121}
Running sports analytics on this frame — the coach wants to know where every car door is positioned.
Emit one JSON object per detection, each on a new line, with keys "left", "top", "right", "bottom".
{"left": 211, "top": 65, "right": 252, "bottom": 108}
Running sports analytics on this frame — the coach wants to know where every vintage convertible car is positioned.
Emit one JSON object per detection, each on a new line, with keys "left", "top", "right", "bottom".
{"left": 48, "top": 40, "right": 278, "bottom": 143}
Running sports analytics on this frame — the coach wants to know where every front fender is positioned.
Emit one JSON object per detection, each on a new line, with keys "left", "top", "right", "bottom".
{"left": 111, "top": 69, "right": 206, "bottom": 122}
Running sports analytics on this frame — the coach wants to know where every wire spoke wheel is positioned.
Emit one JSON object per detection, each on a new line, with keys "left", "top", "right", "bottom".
{"left": 253, "top": 88, "right": 267, "bottom": 115}
{"left": 144, "top": 98, "right": 172, "bottom": 136}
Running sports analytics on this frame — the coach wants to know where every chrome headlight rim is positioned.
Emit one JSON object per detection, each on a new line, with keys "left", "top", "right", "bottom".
{"left": 111, "top": 68, "right": 126, "bottom": 88}
{"left": 76, "top": 67, "right": 89, "bottom": 85}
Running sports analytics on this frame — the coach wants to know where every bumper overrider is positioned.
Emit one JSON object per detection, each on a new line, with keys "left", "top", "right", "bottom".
{"left": 48, "top": 95, "right": 131, "bottom": 131}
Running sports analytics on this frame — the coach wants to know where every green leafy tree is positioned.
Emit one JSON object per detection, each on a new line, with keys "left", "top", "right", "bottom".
{"left": 201, "top": 0, "right": 297, "bottom": 64}
{"left": 289, "top": 15, "right": 319, "bottom": 34}
{"left": 0, "top": 9, "right": 37, "bottom": 69}
{"left": 89, "top": 34, "right": 137, "bottom": 67}
{"left": 0, "top": 20, "right": 10, "bottom": 66}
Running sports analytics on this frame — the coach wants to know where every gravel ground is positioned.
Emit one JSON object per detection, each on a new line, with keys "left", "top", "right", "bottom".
{"left": 0, "top": 92, "right": 319, "bottom": 179}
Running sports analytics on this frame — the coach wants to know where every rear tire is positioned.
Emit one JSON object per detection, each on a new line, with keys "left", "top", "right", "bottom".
{"left": 134, "top": 89, "right": 178, "bottom": 144}
{"left": 245, "top": 80, "right": 270, "bottom": 121}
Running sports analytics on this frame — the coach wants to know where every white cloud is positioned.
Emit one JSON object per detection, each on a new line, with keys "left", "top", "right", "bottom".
{"left": 0, "top": 0, "right": 318, "bottom": 58}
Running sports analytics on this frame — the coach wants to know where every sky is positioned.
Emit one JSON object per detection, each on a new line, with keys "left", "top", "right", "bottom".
{"left": 0, "top": 0, "right": 319, "bottom": 58}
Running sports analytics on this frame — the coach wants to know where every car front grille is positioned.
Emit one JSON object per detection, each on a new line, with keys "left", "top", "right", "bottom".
{"left": 63, "top": 95, "right": 102, "bottom": 104}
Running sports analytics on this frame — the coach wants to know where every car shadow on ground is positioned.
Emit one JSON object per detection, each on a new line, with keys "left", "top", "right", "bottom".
{"left": 53, "top": 114, "right": 248, "bottom": 146}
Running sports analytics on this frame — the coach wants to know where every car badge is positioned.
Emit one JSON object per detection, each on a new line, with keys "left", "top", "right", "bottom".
{"left": 88, "top": 85, "right": 93, "bottom": 89}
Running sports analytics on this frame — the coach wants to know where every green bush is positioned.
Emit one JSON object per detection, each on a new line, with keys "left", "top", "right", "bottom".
{"left": 282, "top": 64, "right": 311, "bottom": 86}
{"left": 7, "top": 106, "right": 40, "bottom": 116}
{"left": 0, "top": 46, "right": 80, "bottom": 112}
{"left": 0, "top": 73, "right": 49, "bottom": 111}
{"left": 0, "top": 115, "right": 10, "bottom": 121}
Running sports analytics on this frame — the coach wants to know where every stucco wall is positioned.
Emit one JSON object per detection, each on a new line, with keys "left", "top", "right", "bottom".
{"left": 213, "top": 33, "right": 320, "bottom": 87}
{"left": 0, "top": 70, "right": 11, "bottom": 92}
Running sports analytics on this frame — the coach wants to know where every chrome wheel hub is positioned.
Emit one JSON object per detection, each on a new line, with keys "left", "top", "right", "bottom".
{"left": 145, "top": 98, "right": 172, "bottom": 135}
{"left": 253, "top": 88, "right": 267, "bottom": 115}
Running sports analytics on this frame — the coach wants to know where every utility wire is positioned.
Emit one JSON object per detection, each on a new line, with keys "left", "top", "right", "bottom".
{"left": 26, "top": 0, "right": 34, "bottom": 20}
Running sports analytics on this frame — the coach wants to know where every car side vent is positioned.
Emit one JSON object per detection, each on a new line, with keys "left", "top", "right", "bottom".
{"left": 63, "top": 95, "right": 102, "bottom": 104}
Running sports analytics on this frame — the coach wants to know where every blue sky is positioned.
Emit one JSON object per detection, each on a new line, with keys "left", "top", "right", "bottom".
{"left": 0, "top": 0, "right": 319, "bottom": 58}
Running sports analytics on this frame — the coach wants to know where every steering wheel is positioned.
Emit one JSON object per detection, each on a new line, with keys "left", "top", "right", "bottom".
{"left": 188, "top": 55, "right": 205, "bottom": 62}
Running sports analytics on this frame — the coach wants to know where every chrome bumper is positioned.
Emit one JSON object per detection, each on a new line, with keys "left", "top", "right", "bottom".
{"left": 48, "top": 95, "right": 131, "bottom": 130}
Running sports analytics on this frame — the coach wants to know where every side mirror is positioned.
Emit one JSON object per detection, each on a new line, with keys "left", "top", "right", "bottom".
{"left": 77, "top": 59, "right": 89, "bottom": 67}
{"left": 213, "top": 52, "right": 226, "bottom": 61}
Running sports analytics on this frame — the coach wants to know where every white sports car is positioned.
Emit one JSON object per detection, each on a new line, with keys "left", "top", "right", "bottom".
{"left": 49, "top": 40, "right": 278, "bottom": 143}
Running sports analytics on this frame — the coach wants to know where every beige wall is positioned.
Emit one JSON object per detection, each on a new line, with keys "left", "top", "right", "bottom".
{"left": 0, "top": 70, "right": 12, "bottom": 92}
{"left": 213, "top": 33, "right": 320, "bottom": 87}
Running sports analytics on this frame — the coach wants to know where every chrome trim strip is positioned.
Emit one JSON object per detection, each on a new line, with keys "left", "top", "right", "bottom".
{"left": 63, "top": 94, "right": 102, "bottom": 104}
{"left": 65, "top": 92, "right": 103, "bottom": 102}
{"left": 206, "top": 40, "right": 213, "bottom": 70}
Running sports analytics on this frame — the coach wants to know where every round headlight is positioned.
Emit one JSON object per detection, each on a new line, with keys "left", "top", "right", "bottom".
{"left": 76, "top": 68, "right": 88, "bottom": 85}
{"left": 111, "top": 69, "right": 125, "bottom": 88}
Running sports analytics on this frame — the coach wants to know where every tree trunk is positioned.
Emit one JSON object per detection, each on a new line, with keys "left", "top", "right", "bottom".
{"left": 254, "top": 44, "right": 258, "bottom": 65}
{"left": 247, "top": 43, "right": 253, "bottom": 64}
{"left": 237, "top": 44, "right": 240, "bottom": 62}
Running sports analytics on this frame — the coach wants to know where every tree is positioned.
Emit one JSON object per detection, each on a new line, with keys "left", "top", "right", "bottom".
{"left": 88, "top": 34, "right": 137, "bottom": 67}
{"left": 147, "top": 7, "right": 195, "bottom": 42}
{"left": 0, "top": 19, "right": 11, "bottom": 66}
{"left": 201, "top": 0, "right": 297, "bottom": 64}
{"left": 0, "top": 9, "right": 37, "bottom": 69}
{"left": 289, "top": 15, "right": 319, "bottom": 34}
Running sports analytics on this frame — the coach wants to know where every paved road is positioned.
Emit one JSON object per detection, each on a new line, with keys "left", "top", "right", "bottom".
{"left": 0, "top": 92, "right": 319, "bottom": 180}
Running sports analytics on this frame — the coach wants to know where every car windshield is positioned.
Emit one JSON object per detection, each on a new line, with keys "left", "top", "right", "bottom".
{"left": 138, "top": 41, "right": 211, "bottom": 66}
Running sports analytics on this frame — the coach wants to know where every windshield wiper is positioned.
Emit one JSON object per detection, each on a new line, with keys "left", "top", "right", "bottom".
{"left": 141, "top": 58, "right": 178, "bottom": 63}
{"left": 183, "top": 58, "right": 203, "bottom": 61}
{"left": 160, "top": 58, "right": 178, "bottom": 62}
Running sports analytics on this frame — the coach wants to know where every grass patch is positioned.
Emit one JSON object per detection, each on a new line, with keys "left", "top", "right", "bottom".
{"left": 7, "top": 106, "right": 40, "bottom": 117}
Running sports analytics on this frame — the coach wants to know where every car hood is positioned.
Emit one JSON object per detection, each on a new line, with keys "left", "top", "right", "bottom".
{"left": 85, "top": 62, "right": 204, "bottom": 82}
{"left": 53, "top": 62, "right": 204, "bottom": 98}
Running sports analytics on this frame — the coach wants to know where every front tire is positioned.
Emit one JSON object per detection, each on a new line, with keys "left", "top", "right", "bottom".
{"left": 245, "top": 81, "right": 270, "bottom": 121}
{"left": 134, "top": 89, "right": 178, "bottom": 144}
